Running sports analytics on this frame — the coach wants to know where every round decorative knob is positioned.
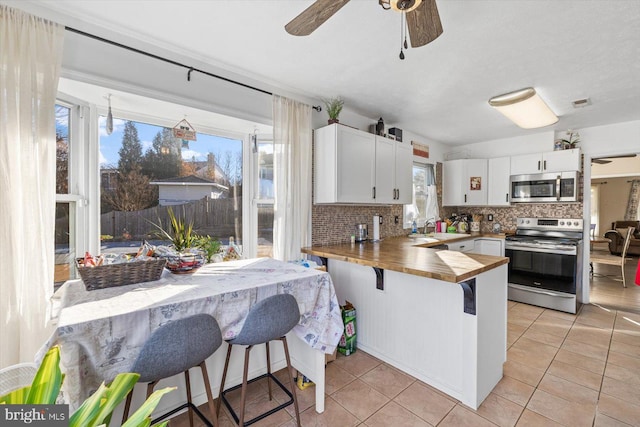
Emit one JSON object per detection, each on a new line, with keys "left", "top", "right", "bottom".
{"left": 560, "top": 221, "right": 565, "bottom": 226}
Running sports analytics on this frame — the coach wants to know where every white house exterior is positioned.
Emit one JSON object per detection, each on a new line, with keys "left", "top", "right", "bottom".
{"left": 150, "top": 175, "right": 229, "bottom": 206}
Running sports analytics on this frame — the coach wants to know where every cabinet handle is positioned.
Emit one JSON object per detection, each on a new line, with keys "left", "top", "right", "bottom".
{"left": 506, "top": 193, "right": 509, "bottom": 202}
{"left": 537, "top": 160, "right": 541, "bottom": 171}
{"left": 543, "top": 160, "right": 547, "bottom": 170}
{"left": 464, "top": 194, "right": 467, "bottom": 203}
{"left": 373, "top": 187, "right": 376, "bottom": 199}
{"left": 396, "top": 189, "right": 399, "bottom": 199}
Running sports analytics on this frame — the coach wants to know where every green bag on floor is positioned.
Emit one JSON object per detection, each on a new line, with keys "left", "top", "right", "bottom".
{"left": 338, "top": 301, "right": 357, "bottom": 356}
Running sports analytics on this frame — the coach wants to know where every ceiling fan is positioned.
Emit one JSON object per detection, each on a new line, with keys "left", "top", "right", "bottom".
{"left": 285, "top": 0, "right": 443, "bottom": 59}
{"left": 591, "top": 154, "right": 637, "bottom": 165}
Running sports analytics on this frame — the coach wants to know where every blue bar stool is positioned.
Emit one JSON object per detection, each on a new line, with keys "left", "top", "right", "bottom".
{"left": 122, "top": 313, "right": 223, "bottom": 427}
{"left": 217, "top": 294, "right": 301, "bottom": 426}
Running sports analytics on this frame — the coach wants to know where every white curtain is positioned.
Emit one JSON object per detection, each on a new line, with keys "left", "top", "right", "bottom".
{"left": 272, "top": 96, "right": 312, "bottom": 261}
{"left": 0, "top": 6, "right": 64, "bottom": 368}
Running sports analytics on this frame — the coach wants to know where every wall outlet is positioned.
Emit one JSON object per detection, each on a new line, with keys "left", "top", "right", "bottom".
{"left": 488, "top": 214, "right": 494, "bottom": 221}
{"left": 379, "top": 215, "right": 383, "bottom": 224}
{"left": 394, "top": 216, "right": 399, "bottom": 224}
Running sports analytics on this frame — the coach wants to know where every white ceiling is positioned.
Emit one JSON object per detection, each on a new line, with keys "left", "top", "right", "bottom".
{"left": 6, "top": 0, "right": 640, "bottom": 146}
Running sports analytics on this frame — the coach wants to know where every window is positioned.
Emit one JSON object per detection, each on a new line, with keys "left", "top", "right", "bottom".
{"left": 98, "top": 116, "right": 244, "bottom": 255}
{"left": 254, "top": 135, "right": 274, "bottom": 257}
{"left": 403, "top": 163, "right": 437, "bottom": 229}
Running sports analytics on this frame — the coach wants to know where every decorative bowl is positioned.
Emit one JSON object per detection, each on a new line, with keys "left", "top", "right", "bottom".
{"left": 163, "top": 253, "right": 205, "bottom": 274}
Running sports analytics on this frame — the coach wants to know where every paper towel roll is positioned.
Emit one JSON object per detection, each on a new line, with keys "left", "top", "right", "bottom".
{"left": 373, "top": 215, "right": 380, "bottom": 241}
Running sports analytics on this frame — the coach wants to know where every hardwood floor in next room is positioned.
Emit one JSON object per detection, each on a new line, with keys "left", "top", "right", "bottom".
{"left": 172, "top": 264, "right": 640, "bottom": 427}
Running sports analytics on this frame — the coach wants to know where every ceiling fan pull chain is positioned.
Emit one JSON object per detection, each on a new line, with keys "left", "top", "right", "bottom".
{"left": 399, "top": 11, "right": 406, "bottom": 60}
{"left": 404, "top": 11, "right": 409, "bottom": 49}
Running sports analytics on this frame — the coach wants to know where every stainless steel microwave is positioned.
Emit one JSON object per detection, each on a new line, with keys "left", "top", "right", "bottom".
{"left": 510, "top": 171, "right": 579, "bottom": 203}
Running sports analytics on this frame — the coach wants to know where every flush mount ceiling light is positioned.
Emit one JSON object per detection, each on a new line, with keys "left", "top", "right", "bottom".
{"left": 488, "top": 87, "right": 558, "bottom": 129}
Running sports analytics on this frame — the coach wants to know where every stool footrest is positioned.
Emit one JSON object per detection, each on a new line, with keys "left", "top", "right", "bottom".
{"left": 152, "top": 401, "right": 214, "bottom": 427}
{"left": 221, "top": 373, "right": 294, "bottom": 426}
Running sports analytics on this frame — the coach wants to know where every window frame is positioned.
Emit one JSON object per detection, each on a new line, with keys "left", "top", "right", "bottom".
{"left": 403, "top": 161, "right": 436, "bottom": 229}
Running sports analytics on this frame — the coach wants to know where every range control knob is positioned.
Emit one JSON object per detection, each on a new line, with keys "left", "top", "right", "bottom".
{"left": 560, "top": 221, "right": 565, "bottom": 226}
{"left": 525, "top": 219, "right": 530, "bottom": 224}
{"left": 573, "top": 221, "right": 579, "bottom": 226}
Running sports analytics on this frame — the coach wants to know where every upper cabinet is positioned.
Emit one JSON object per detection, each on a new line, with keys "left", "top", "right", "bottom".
{"left": 487, "top": 156, "right": 511, "bottom": 206}
{"left": 313, "top": 124, "right": 413, "bottom": 204}
{"left": 510, "top": 148, "right": 581, "bottom": 175}
{"left": 442, "top": 159, "right": 488, "bottom": 206}
{"left": 374, "top": 136, "right": 413, "bottom": 204}
{"left": 314, "top": 124, "right": 375, "bottom": 204}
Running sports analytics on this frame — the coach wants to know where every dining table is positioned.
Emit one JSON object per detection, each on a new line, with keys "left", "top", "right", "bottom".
{"left": 39, "top": 257, "right": 343, "bottom": 413}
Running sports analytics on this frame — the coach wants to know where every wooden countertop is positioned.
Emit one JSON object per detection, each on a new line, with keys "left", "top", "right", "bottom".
{"left": 302, "top": 234, "right": 509, "bottom": 283}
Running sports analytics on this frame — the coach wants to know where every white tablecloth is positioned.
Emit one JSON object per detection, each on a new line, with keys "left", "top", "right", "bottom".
{"left": 40, "top": 257, "right": 343, "bottom": 409}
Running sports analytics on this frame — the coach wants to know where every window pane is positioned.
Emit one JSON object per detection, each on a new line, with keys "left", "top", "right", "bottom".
{"left": 99, "top": 117, "right": 243, "bottom": 253}
{"left": 55, "top": 105, "right": 70, "bottom": 194}
{"left": 258, "top": 142, "right": 274, "bottom": 199}
{"left": 55, "top": 202, "right": 75, "bottom": 288}
{"left": 257, "top": 203, "right": 274, "bottom": 257}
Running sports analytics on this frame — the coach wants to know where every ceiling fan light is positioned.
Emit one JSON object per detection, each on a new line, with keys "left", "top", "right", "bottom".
{"left": 390, "top": 0, "right": 423, "bottom": 12}
{"left": 488, "top": 87, "right": 558, "bottom": 129}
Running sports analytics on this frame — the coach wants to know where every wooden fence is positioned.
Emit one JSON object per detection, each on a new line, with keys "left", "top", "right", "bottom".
{"left": 101, "top": 197, "right": 250, "bottom": 241}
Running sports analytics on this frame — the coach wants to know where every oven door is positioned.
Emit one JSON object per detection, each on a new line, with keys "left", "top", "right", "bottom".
{"left": 505, "top": 248, "right": 577, "bottom": 294}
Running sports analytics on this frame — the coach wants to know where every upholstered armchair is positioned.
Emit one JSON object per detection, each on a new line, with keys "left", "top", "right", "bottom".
{"left": 605, "top": 221, "right": 640, "bottom": 255}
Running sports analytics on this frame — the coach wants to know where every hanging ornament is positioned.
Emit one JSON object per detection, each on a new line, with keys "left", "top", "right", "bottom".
{"left": 106, "top": 94, "right": 114, "bottom": 135}
{"left": 172, "top": 117, "right": 197, "bottom": 141}
{"left": 181, "top": 139, "right": 190, "bottom": 149}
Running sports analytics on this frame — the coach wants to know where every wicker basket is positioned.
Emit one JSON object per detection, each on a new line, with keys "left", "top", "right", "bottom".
{"left": 76, "top": 256, "right": 166, "bottom": 291}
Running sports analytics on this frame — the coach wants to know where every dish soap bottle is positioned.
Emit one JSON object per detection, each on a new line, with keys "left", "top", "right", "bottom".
{"left": 411, "top": 219, "right": 418, "bottom": 234}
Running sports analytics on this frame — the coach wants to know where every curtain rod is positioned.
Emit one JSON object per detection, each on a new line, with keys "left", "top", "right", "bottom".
{"left": 64, "top": 26, "right": 322, "bottom": 111}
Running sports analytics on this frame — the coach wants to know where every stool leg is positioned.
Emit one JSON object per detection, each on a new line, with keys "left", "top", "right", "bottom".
{"left": 281, "top": 337, "right": 301, "bottom": 427}
{"left": 122, "top": 391, "right": 133, "bottom": 425}
{"left": 238, "top": 345, "right": 253, "bottom": 427}
{"left": 217, "top": 344, "right": 233, "bottom": 418}
{"left": 265, "top": 341, "right": 272, "bottom": 401}
{"left": 185, "top": 369, "right": 194, "bottom": 427}
{"left": 199, "top": 361, "right": 219, "bottom": 427}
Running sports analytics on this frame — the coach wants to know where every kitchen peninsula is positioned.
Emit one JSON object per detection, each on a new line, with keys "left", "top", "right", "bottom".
{"left": 302, "top": 235, "right": 509, "bottom": 409}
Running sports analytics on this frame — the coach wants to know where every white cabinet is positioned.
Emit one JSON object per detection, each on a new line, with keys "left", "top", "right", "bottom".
{"left": 443, "top": 159, "right": 488, "bottom": 206}
{"left": 510, "top": 148, "right": 581, "bottom": 175}
{"left": 473, "top": 238, "right": 504, "bottom": 256}
{"left": 313, "top": 124, "right": 412, "bottom": 204}
{"left": 314, "top": 124, "right": 375, "bottom": 204}
{"left": 375, "top": 136, "right": 413, "bottom": 204}
{"left": 488, "top": 157, "right": 511, "bottom": 206}
{"left": 447, "top": 240, "right": 476, "bottom": 253}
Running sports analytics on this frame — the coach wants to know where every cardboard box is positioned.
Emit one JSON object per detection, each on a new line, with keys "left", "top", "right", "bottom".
{"left": 338, "top": 302, "right": 357, "bottom": 356}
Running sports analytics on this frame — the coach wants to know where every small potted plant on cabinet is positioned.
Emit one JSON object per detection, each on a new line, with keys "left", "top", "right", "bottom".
{"left": 324, "top": 96, "right": 344, "bottom": 125}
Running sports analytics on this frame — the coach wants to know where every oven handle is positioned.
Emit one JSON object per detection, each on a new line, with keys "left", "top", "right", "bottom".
{"left": 556, "top": 175, "right": 561, "bottom": 201}
{"left": 508, "top": 283, "right": 574, "bottom": 298}
{"left": 505, "top": 244, "right": 577, "bottom": 255}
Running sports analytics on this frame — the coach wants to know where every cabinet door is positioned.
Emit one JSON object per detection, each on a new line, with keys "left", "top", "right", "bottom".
{"left": 447, "top": 240, "right": 475, "bottom": 253}
{"left": 394, "top": 142, "right": 413, "bottom": 204}
{"left": 488, "top": 157, "right": 511, "bottom": 206}
{"left": 510, "top": 153, "right": 543, "bottom": 175}
{"left": 474, "top": 238, "right": 504, "bottom": 256}
{"left": 336, "top": 126, "right": 376, "bottom": 203}
{"left": 443, "top": 160, "right": 464, "bottom": 206}
{"left": 375, "top": 137, "right": 396, "bottom": 203}
{"left": 465, "top": 159, "right": 488, "bottom": 205}
{"left": 542, "top": 148, "right": 581, "bottom": 173}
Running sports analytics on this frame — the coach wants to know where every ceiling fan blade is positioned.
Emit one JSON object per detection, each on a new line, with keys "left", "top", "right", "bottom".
{"left": 406, "top": 0, "right": 443, "bottom": 48}
{"left": 592, "top": 153, "right": 637, "bottom": 164}
{"left": 591, "top": 159, "right": 611, "bottom": 164}
{"left": 285, "top": 0, "right": 350, "bottom": 36}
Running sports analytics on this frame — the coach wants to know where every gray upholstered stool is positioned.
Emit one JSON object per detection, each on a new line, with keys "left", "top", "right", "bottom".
{"left": 122, "top": 313, "right": 223, "bottom": 427}
{"left": 217, "top": 293, "right": 301, "bottom": 427}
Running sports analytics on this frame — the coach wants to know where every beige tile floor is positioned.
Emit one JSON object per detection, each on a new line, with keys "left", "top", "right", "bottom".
{"left": 172, "top": 260, "right": 640, "bottom": 427}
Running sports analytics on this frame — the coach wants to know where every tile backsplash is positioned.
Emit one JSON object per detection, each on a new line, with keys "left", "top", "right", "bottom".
{"left": 441, "top": 204, "right": 584, "bottom": 234}
{"left": 312, "top": 205, "right": 406, "bottom": 246}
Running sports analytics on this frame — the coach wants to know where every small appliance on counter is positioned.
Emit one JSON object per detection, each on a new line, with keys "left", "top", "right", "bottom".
{"left": 355, "top": 224, "right": 368, "bottom": 242}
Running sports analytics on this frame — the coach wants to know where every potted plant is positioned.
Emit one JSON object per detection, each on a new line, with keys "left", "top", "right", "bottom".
{"left": 323, "top": 97, "right": 344, "bottom": 125}
{"left": 0, "top": 346, "right": 173, "bottom": 427}
{"left": 194, "top": 234, "right": 222, "bottom": 263}
{"left": 150, "top": 208, "right": 204, "bottom": 273}
{"left": 560, "top": 129, "right": 580, "bottom": 149}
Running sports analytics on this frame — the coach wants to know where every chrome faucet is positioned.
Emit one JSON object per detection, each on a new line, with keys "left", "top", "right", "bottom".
{"left": 424, "top": 218, "right": 436, "bottom": 234}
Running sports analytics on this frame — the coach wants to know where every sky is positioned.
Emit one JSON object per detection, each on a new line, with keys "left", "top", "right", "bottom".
{"left": 97, "top": 115, "right": 242, "bottom": 167}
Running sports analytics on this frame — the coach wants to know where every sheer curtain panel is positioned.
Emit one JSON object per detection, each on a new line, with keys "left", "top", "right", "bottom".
{"left": 0, "top": 6, "right": 64, "bottom": 368}
{"left": 272, "top": 96, "right": 312, "bottom": 261}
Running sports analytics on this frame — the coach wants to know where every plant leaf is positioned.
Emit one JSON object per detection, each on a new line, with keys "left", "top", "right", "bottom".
{"left": 121, "top": 387, "right": 174, "bottom": 427}
{"left": 69, "top": 382, "right": 108, "bottom": 427}
{"left": 26, "top": 346, "right": 64, "bottom": 404}
{"left": 0, "top": 385, "right": 30, "bottom": 404}
{"left": 90, "top": 373, "right": 139, "bottom": 427}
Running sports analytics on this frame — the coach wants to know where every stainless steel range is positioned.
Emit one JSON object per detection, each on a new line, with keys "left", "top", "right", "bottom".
{"left": 505, "top": 218, "right": 583, "bottom": 314}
